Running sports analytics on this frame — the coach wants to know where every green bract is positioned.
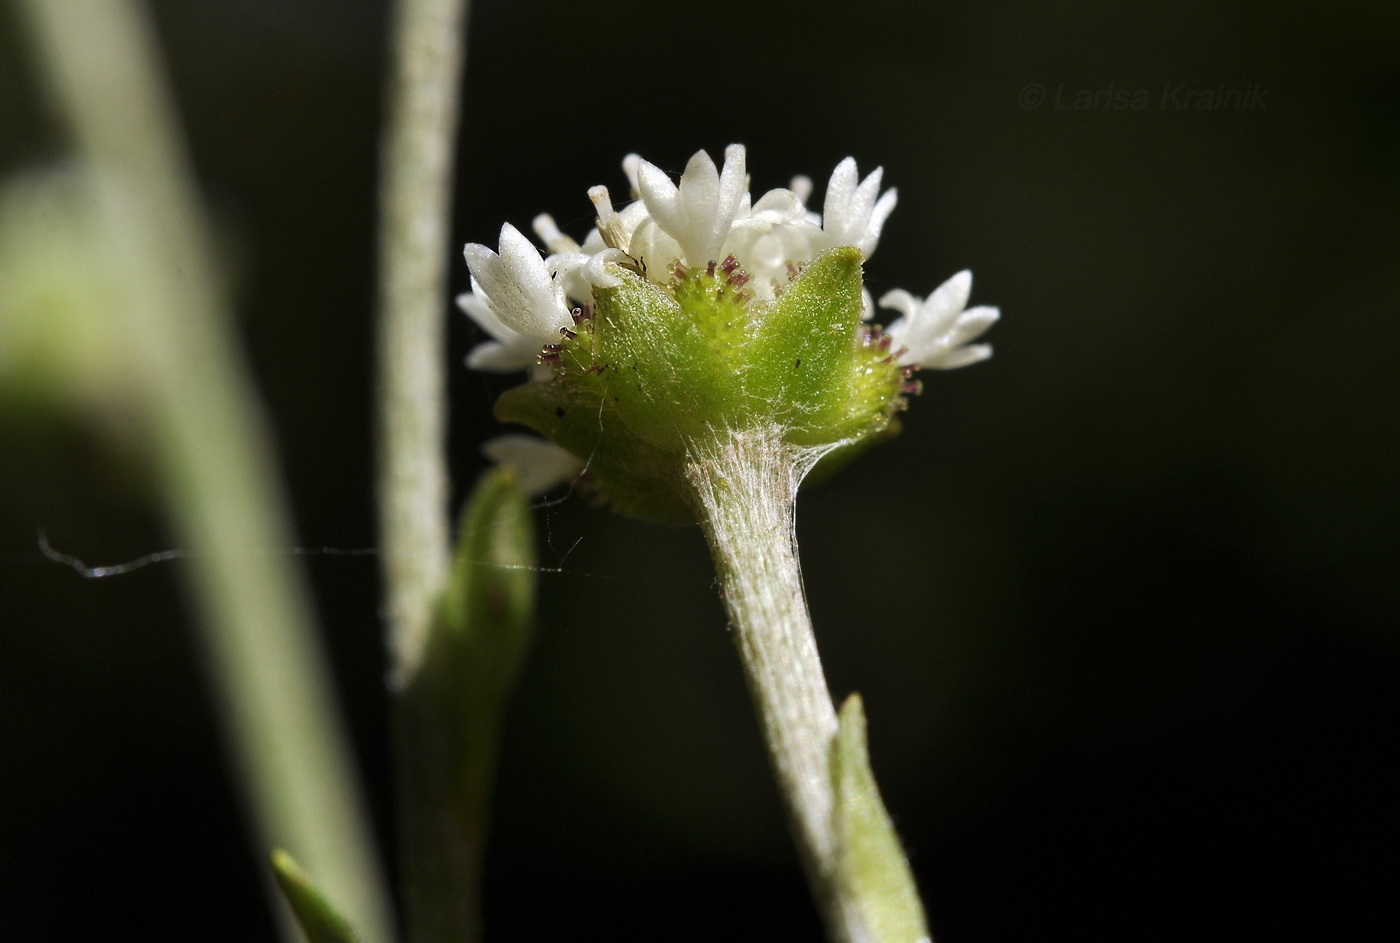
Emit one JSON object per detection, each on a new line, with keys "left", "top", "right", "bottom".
{"left": 496, "top": 248, "right": 909, "bottom": 522}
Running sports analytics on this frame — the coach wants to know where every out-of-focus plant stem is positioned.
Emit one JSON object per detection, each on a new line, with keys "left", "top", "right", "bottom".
{"left": 14, "top": 2, "right": 394, "bottom": 941}
{"left": 375, "top": 0, "right": 477, "bottom": 941}
{"left": 376, "top": 0, "right": 471, "bottom": 683}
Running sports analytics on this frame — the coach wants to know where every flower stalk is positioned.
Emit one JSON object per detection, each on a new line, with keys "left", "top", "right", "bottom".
{"left": 686, "top": 426, "right": 929, "bottom": 943}
{"left": 686, "top": 427, "right": 844, "bottom": 910}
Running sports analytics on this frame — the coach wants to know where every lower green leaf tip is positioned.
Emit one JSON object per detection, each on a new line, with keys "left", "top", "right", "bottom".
{"left": 270, "top": 850, "right": 365, "bottom": 943}
{"left": 831, "top": 694, "right": 932, "bottom": 943}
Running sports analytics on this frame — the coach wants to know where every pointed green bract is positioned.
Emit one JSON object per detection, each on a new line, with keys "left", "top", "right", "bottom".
{"left": 830, "top": 695, "right": 932, "bottom": 943}
{"left": 495, "top": 248, "right": 907, "bottom": 522}
{"left": 434, "top": 465, "right": 535, "bottom": 678}
{"left": 395, "top": 467, "right": 537, "bottom": 943}
{"left": 746, "top": 247, "right": 879, "bottom": 444}
{"left": 270, "top": 850, "right": 365, "bottom": 943}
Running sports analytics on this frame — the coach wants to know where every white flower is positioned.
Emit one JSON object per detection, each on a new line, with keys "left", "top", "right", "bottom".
{"left": 635, "top": 145, "right": 748, "bottom": 267}
{"left": 818, "top": 157, "right": 898, "bottom": 258}
{"left": 456, "top": 291, "right": 548, "bottom": 372}
{"left": 482, "top": 434, "right": 583, "bottom": 495}
{"left": 721, "top": 186, "right": 821, "bottom": 301}
{"left": 880, "top": 270, "right": 1000, "bottom": 370}
{"left": 462, "top": 222, "right": 573, "bottom": 339}
{"left": 460, "top": 147, "right": 996, "bottom": 376}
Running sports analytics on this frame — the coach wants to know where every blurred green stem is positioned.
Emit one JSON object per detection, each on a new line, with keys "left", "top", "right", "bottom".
{"left": 376, "top": 0, "right": 471, "bottom": 683}
{"left": 375, "top": 0, "right": 477, "bottom": 941}
{"left": 14, "top": 2, "right": 394, "bottom": 941}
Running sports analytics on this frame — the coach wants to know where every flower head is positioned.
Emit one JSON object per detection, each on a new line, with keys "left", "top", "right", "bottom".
{"left": 880, "top": 271, "right": 1000, "bottom": 370}
{"left": 459, "top": 147, "right": 998, "bottom": 521}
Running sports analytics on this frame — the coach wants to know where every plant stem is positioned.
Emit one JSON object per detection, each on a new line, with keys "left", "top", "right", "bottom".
{"left": 375, "top": 1, "right": 477, "bottom": 941}
{"left": 16, "top": 2, "right": 393, "bottom": 940}
{"left": 685, "top": 425, "right": 871, "bottom": 943}
{"left": 376, "top": 0, "right": 471, "bottom": 684}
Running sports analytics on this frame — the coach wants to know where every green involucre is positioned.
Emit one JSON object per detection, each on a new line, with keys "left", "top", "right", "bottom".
{"left": 496, "top": 247, "right": 908, "bottom": 523}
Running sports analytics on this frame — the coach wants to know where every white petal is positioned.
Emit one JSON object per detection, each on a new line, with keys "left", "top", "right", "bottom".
{"left": 482, "top": 434, "right": 584, "bottom": 495}
{"left": 636, "top": 158, "right": 681, "bottom": 228}
{"left": 467, "top": 340, "right": 537, "bottom": 372}
{"left": 621, "top": 153, "right": 642, "bottom": 198}
{"left": 865, "top": 188, "right": 898, "bottom": 254}
{"left": 583, "top": 248, "right": 627, "bottom": 288}
{"left": 463, "top": 223, "right": 570, "bottom": 338}
{"left": 820, "top": 158, "right": 897, "bottom": 256}
{"left": 548, "top": 251, "right": 595, "bottom": 305}
{"left": 929, "top": 269, "right": 973, "bottom": 320}
{"left": 877, "top": 288, "right": 920, "bottom": 321}
{"left": 747, "top": 187, "right": 806, "bottom": 224}
{"left": 946, "top": 305, "right": 1000, "bottom": 347}
{"left": 822, "top": 157, "right": 859, "bottom": 235}
{"left": 532, "top": 214, "right": 578, "bottom": 254}
{"left": 789, "top": 174, "right": 813, "bottom": 205}
{"left": 628, "top": 218, "right": 682, "bottom": 278}
{"left": 456, "top": 290, "right": 511, "bottom": 342}
{"left": 719, "top": 144, "right": 749, "bottom": 216}
{"left": 637, "top": 146, "right": 748, "bottom": 266}
{"left": 924, "top": 343, "right": 993, "bottom": 370}
{"left": 676, "top": 150, "right": 721, "bottom": 236}
{"left": 851, "top": 165, "right": 884, "bottom": 222}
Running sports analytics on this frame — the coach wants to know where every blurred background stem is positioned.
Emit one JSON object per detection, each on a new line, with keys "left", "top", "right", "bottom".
{"left": 375, "top": 0, "right": 477, "bottom": 941}
{"left": 13, "top": 1, "right": 394, "bottom": 940}
{"left": 376, "top": 0, "right": 470, "bottom": 683}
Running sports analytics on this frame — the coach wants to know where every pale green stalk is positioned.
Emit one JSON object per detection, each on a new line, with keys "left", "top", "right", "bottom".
{"left": 376, "top": 0, "right": 470, "bottom": 683}
{"left": 687, "top": 426, "right": 931, "bottom": 943}
{"left": 374, "top": 1, "right": 482, "bottom": 942}
{"left": 14, "top": 2, "right": 394, "bottom": 941}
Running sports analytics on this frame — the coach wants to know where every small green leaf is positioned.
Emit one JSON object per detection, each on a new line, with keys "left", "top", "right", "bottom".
{"left": 830, "top": 694, "right": 931, "bottom": 943}
{"left": 434, "top": 465, "right": 536, "bottom": 695}
{"left": 415, "top": 464, "right": 536, "bottom": 822}
{"left": 394, "top": 467, "right": 539, "bottom": 943}
{"left": 748, "top": 247, "right": 874, "bottom": 443}
{"left": 270, "top": 850, "right": 364, "bottom": 943}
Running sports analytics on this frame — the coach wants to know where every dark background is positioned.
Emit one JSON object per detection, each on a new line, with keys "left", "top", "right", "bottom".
{"left": 2, "top": 0, "right": 1397, "bottom": 939}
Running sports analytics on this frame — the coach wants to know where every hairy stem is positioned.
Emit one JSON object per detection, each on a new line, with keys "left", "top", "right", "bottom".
{"left": 686, "top": 425, "right": 870, "bottom": 943}
{"left": 375, "top": 0, "right": 477, "bottom": 941}
{"left": 376, "top": 0, "right": 470, "bottom": 684}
